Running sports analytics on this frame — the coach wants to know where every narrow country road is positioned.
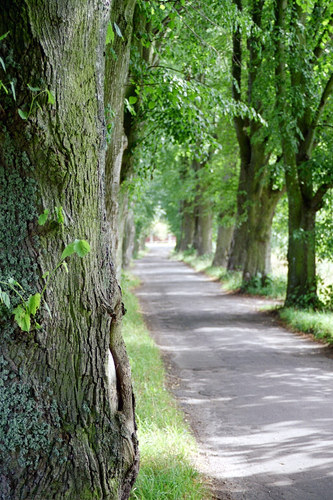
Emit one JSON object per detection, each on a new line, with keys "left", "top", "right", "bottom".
{"left": 133, "top": 245, "right": 333, "bottom": 500}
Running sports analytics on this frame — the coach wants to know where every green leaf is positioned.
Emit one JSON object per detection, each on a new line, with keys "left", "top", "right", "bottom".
{"left": 13, "top": 305, "right": 31, "bottom": 332}
{"left": 129, "top": 96, "right": 138, "bottom": 104}
{"left": 113, "top": 22, "right": 123, "bottom": 38}
{"left": 148, "top": 101, "right": 156, "bottom": 110}
{"left": 0, "top": 57, "right": 6, "bottom": 72}
{"left": 2, "top": 291, "right": 11, "bottom": 309}
{"left": 10, "top": 81, "right": 16, "bottom": 101}
{"left": 42, "top": 271, "right": 50, "bottom": 280}
{"left": 38, "top": 208, "right": 49, "bottom": 225}
{"left": 35, "top": 322, "right": 42, "bottom": 330}
{"left": 62, "top": 261, "right": 69, "bottom": 273}
{"left": 106, "top": 22, "right": 115, "bottom": 44}
{"left": 47, "top": 89, "right": 55, "bottom": 105}
{"left": 61, "top": 242, "right": 76, "bottom": 260}
{"left": 160, "top": 4, "right": 166, "bottom": 9}
{"left": 0, "top": 31, "right": 9, "bottom": 42}
{"left": 55, "top": 206, "right": 64, "bottom": 224}
{"left": 44, "top": 301, "right": 52, "bottom": 318}
{"left": 73, "top": 239, "right": 91, "bottom": 257}
{"left": 27, "top": 84, "right": 41, "bottom": 92}
{"left": 18, "top": 109, "right": 28, "bottom": 120}
{"left": 27, "top": 293, "right": 41, "bottom": 316}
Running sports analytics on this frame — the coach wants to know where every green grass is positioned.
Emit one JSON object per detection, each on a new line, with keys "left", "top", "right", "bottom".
{"left": 121, "top": 272, "right": 211, "bottom": 500}
{"left": 279, "top": 307, "right": 333, "bottom": 343}
{"left": 173, "top": 250, "right": 286, "bottom": 298}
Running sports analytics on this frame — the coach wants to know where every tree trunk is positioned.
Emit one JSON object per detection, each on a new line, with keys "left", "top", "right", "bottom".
{"left": 193, "top": 202, "right": 213, "bottom": 256}
{"left": 212, "top": 225, "right": 234, "bottom": 267}
{"left": 0, "top": 2, "right": 138, "bottom": 499}
{"left": 105, "top": 0, "right": 137, "bottom": 274}
{"left": 284, "top": 161, "right": 317, "bottom": 307}
{"left": 242, "top": 188, "right": 280, "bottom": 281}
{"left": 122, "top": 206, "right": 136, "bottom": 269}
{"left": 228, "top": 144, "right": 282, "bottom": 277}
{"left": 176, "top": 201, "right": 195, "bottom": 252}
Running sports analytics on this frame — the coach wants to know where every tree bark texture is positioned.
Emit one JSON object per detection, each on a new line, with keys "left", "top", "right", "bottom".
{"left": 0, "top": 2, "right": 138, "bottom": 499}
{"left": 176, "top": 201, "right": 195, "bottom": 252}
{"left": 228, "top": 143, "right": 282, "bottom": 278}
{"left": 104, "top": 0, "right": 136, "bottom": 276}
{"left": 212, "top": 225, "right": 234, "bottom": 267}
{"left": 193, "top": 202, "right": 213, "bottom": 256}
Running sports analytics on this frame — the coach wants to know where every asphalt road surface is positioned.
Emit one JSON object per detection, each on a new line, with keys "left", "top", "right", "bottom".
{"left": 133, "top": 244, "right": 333, "bottom": 500}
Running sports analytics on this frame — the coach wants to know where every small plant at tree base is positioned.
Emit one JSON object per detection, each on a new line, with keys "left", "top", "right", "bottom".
{"left": 18, "top": 84, "right": 55, "bottom": 120}
{"left": 0, "top": 239, "right": 90, "bottom": 332}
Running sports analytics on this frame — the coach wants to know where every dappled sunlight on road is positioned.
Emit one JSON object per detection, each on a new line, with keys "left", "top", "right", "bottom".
{"left": 134, "top": 246, "right": 333, "bottom": 499}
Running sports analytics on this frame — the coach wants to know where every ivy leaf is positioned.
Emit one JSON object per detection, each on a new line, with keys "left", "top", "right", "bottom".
{"left": 113, "top": 22, "right": 123, "bottom": 38}
{"left": 13, "top": 305, "right": 31, "bottom": 332}
{"left": 106, "top": 23, "right": 115, "bottom": 44}
{"left": 47, "top": 89, "right": 55, "bottom": 105}
{"left": 18, "top": 109, "right": 28, "bottom": 120}
{"left": 129, "top": 96, "right": 138, "bottom": 104}
{"left": 38, "top": 208, "right": 49, "bottom": 226}
{"left": 42, "top": 271, "right": 50, "bottom": 279}
{"left": 61, "top": 242, "right": 76, "bottom": 260}
{"left": 73, "top": 239, "right": 91, "bottom": 257}
{"left": 27, "top": 293, "right": 41, "bottom": 316}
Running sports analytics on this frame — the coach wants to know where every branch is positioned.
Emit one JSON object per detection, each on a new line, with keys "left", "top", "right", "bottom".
{"left": 311, "top": 182, "right": 333, "bottom": 212}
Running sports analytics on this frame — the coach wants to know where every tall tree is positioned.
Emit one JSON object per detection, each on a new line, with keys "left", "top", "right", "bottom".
{"left": 227, "top": 0, "right": 284, "bottom": 281}
{"left": 0, "top": 1, "right": 138, "bottom": 498}
{"left": 275, "top": 0, "right": 333, "bottom": 306}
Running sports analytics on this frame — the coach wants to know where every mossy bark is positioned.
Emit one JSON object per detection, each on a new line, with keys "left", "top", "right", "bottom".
{"left": 227, "top": 143, "right": 282, "bottom": 278}
{"left": 212, "top": 225, "right": 234, "bottom": 268}
{"left": 176, "top": 201, "right": 196, "bottom": 252}
{"left": 0, "top": 1, "right": 138, "bottom": 499}
{"left": 104, "top": 0, "right": 136, "bottom": 276}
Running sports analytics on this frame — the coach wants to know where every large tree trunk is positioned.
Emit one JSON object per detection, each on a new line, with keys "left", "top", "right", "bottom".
{"left": 284, "top": 159, "right": 318, "bottom": 307}
{"left": 228, "top": 143, "right": 282, "bottom": 277}
{"left": 0, "top": 2, "right": 138, "bottom": 499}
{"left": 212, "top": 225, "right": 234, "bottom": 267}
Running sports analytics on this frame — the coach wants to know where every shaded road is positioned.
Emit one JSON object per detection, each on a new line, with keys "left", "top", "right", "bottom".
{"left": 133, "top": 245, "right": 333, "bottom": 500}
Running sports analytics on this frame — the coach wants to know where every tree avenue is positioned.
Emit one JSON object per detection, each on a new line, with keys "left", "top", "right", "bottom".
{"left": 0, "top": 1, "right": 138, "bottom": 498}
{"left": 1, "top": 0, "right": 333, "bottom": 498}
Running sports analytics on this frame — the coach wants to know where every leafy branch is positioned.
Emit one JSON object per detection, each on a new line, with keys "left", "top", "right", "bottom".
{"left": 0, "top": 239, "right": 90, "bottom": 332}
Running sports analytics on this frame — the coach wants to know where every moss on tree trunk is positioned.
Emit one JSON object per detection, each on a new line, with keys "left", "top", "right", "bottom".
{"left": 0, "top": 1, "right": 138, "bottom": 498}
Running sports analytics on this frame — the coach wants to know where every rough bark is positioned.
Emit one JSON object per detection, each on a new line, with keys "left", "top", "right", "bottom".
{"left": 193, "top": 202, "right": 213, "bottom": 256}
{"left": 176, "top": 201, "right": 196, "bottom": 252}
{"left": 122, "top": 205, "right": 136, "bottom": 269}
{"left": 104, "top": 0, "right": 137, "bottom": 276}
{"left": 0, "top": 2, "right": 138, "bottom": 499}
{"left": 212, "top": 225, "right": 234, "bottom": 267}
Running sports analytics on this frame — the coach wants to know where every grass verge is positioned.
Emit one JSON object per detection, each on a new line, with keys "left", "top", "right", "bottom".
{"left": 121, "top": 272, "right": 211, "bottom": 500}
{"left": 279, "top": 307, "right": 333, "bottom": 343}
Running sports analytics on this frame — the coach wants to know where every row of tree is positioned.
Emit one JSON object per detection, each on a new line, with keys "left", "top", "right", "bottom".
{"left": 125, "top": 0, "right": 333, "bottom": 309}
{"left": 0, "top": 0, "right": 333, "bottom": 498}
